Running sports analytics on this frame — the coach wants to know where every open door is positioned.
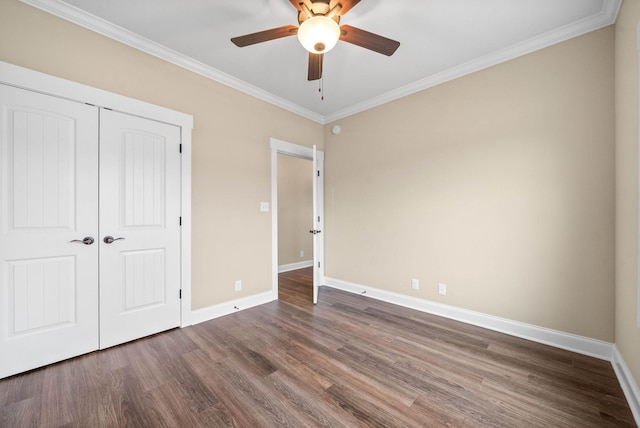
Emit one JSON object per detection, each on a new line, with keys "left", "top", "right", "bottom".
{"left": 312, "top": 145, "right": 324, "bottom": 304}
{"left": 270, "top": 138, "right": 324, "bottom": 304}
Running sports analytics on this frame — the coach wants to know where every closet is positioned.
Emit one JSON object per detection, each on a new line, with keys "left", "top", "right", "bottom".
{"left": 0, "top": 63, "right": 192, "bottom": 379}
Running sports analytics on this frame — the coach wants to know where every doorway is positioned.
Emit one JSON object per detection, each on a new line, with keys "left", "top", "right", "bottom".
{"left": 270, "top": 138, "right": 324, "bottom": 304}
{"left": 277, "top": 153, "right": 313, "bottom": 273}
{"left": 277, "top": 153, "right": 313, "bottom": 302}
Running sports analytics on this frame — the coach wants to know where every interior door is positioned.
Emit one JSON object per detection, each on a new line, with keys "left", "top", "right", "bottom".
{"left": 0, "top": 85, "right": 99, "bottom": 378}
{"left": 99, "top": 109, "right": 182, "bottom": 349}
{"left": 312, "top": 145, "right": 324, "bottom": 304}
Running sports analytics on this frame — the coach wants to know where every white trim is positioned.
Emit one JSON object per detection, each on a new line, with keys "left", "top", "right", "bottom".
{"left": 269, "top": 138, "right": 324, "bottom": 301}
{"left": 324, "top": 277, "right": 614, "bottom": 361}
{"left": 270, "top": 145, "right": 280, "bottom": 300}
{"left": 180, "top": 126, "right": 193, "bottom": 327}
{"left": 0, "top": 62, "right": 192, "bottom": 128}
{"left": 19, "top": 0, "right": 620, "bottom": 125}
{"left": 0, "top": 60, "right": 194, "bottom": 327}
{"left": 270, "top": 138, "right": 315, "bottom": 159}
{"left": 612, "top": 346, "right": 640, "bottom": 425}
{"left": 18, "top": 0, "right": 324, "bottom": 124}
{"left": 278, "top": 260, "right": 313, "bottom": 273}
{"left": 325, "top": 0, "right": 622, "bottom": 123}
{"left": 190, "top": 291, "right": 275, "bottom": 325}
{"left": 637, "top": 22, "right": 640, "bottom": 329}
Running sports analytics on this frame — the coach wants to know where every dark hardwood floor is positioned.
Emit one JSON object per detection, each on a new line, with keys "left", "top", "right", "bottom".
{"left": 0, "top": 267, "right": 635, "bottom": 427}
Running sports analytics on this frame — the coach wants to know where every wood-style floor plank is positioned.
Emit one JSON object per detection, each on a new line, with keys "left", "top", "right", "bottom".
{"left": 0, "top": 267, "right": 635, "bottom": 427}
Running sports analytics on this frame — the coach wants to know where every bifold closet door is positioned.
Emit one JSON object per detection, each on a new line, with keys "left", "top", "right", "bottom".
{"left": 98, "top": 109, "right": 182, "bottom": 349}
{"left": 0, "top": 85, "right": 100, "bottom": 378}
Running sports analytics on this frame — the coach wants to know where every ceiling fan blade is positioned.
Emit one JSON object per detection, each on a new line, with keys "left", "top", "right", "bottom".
{"left": 339, "top": 25, "right": 400, "bottom": 56}
{"left": 330, "top": 0, "right": 360, "bottom": 16}
{"left": 289, "top": 0, "right": 313, "bottom": 12}
{"left": 231, "top": 25, "right": 298, "bottom": 47}
{"left": 308, "top": 53, "right": 323, "bottom": 81}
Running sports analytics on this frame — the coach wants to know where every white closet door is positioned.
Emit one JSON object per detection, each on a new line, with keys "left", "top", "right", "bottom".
{"left": 99, "top": 109, "right": 181, "bottom": 349}
{"left": 0, "top": 85, "right": 99, "bottom": 378}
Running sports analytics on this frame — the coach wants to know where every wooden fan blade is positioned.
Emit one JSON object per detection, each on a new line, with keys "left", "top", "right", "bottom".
{"left": 330, "top": 0, "right": 361, "bottom": 16}
{"left": 289, "top": 0, "right": 313, "bottom": 12}
{"left": 231, "top": 25, "right": 298, "bottom": 47}
{"left": 339, "top": 25, "right": 400, "bottom": 56}
{"left": 308, "top": 53, "right": 323, "bottom": 81}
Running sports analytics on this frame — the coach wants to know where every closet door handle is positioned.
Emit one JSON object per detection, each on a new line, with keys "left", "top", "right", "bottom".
{"left": 70, "top": 236, "right": 95, "bottom": 245}
{"left": 103, "top": 236, "right": 125, "bottom": 244}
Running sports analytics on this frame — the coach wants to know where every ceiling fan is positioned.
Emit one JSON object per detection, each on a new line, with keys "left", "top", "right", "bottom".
{"left": 231, "top": 0, "right": 400, "bottom": 81}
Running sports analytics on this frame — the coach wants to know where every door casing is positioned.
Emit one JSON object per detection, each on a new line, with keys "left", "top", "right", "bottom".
{"left": 270, "top": 138, "right": 325, "bottom": 301}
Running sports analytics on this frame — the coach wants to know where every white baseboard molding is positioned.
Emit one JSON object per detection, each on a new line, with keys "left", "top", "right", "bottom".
{"left": 612, "top": 346, "right": 640, "bottom": 425}
{"left": 190, "top": 290, "right": 276, "bottom": 325}
{"left": 323, "top": 277, "right": 614, "bottom": 361}
{"left": 278, "top": 260, "right": 313, "bottom": 273}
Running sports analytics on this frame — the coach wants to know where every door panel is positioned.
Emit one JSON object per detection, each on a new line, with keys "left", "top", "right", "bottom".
{"left": 312, "top": 146, "right": 324, "bottom": 304}
{"left": 122, "top": 249, "right": 166, "bottom": 310}
{"left": 99, "top": 110, "right": 181, "bottom": 349}
{"left": 0, "top": 85, "right": 99, "bottom": 378}
{"left": 10, "top": 257, "right": 76, "bottom": 333}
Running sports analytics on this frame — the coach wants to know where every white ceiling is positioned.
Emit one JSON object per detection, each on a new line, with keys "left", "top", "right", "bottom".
{"left": 23, "top": 0, "right": 620, "bottom": 123}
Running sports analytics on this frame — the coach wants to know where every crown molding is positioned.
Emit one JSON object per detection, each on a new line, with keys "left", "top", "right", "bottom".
{"left": 19, "top": 0, "right": 325, "bottom": 124}
{"left": 324, "top": 0, "right": 622, "bottom": 123}
{"left": 21, "top": 0, "right": 620, "bottom": 125}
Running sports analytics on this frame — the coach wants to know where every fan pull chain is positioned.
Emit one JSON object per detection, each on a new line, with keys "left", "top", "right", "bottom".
{"left": 319, "top": 77, "right": 324, "bottom": 101}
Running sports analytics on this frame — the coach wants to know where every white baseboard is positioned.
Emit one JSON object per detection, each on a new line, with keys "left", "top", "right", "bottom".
{"left": 190, "top": 290, "right": 276, "bottom": 325}
{"left": 323, "top": 277, "right": 614, "bottom": 361}
{"left": 612, "top": 346, "right": 640, "bottom": 425}
{"left": 278, "top": 260, "right": 313, "bottom": 273}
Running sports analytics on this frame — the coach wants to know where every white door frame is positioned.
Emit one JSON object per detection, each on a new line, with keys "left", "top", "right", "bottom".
{"left": 0, "top": 61, "right": 194, "bottom": 327}
{"left": 270, "top": 138, "right": 325, "bottom": 299}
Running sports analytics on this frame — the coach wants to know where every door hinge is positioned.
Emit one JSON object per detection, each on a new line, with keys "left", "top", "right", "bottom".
{"left": 318, "top": 262, "right": 321, "bottom": 268}
{"left": 179, "top": 144, "right": 182, "bottom": 153}
{"left": 179, "top": 289, "right": 182, "bottom": 299}
{"left": 317, "top": 170, "right": 320, "bottom": 177}
{"left": 179, "top": 216, "right": 182, "bottom": 226}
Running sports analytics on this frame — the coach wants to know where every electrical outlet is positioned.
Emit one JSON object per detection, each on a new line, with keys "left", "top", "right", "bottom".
{"left": 438, "top": 283, "right": 447, "bottom": 296}
{"left": 300, "top": 250, "right": 304, "bottom": 258}
{"left": 411, "top": 278, "right": 419, "bottom": 290}
{"left": 235, "top": 280, "right": 242, "bottom": 291}
{"left": 260, "top": 202, "right": 269, "bottom": 212}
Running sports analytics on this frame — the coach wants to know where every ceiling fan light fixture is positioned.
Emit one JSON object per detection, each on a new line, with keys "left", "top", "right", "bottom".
{"left": 297, "top": 16, "right": 340, "bottom": 54}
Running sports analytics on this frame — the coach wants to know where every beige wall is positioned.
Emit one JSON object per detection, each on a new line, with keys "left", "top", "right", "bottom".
{"left": 0, "top": 0, "right": 324, "bottom": 309}
{"left": 278, "top": 154, "right": 313, "bottom": 266}
{"left": 615, "top": 0, "right": 640, "bottom": 389}
{"left": 324, "top": 27, "right": 616, "bottom": 342}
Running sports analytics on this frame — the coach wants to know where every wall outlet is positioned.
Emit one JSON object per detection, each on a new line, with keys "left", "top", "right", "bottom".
{"left": 260, "top": 202, "right": 269, "bottom": 212}
{"left": 411, "top": 278, "right": 419, "bottom": 290}
{"left": 438, "top": 283, "right": 447, "bottom": 296}
{"left": 235, "top": 280, "right": 242, "bottom": 291}
{"left": 300, "top": 250, "right": 304, "bottom": 258}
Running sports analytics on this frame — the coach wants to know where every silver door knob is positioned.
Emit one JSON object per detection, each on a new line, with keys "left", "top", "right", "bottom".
{"left": 70, "top": 236, "right": 94, "bottom": 245}
{"left": 103, "top": 236, "right": 125, "bottom": 244}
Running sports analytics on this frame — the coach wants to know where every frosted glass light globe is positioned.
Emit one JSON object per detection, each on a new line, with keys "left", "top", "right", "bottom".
{"left": 297, "top": 16, "right": 340, "bottom": 54}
